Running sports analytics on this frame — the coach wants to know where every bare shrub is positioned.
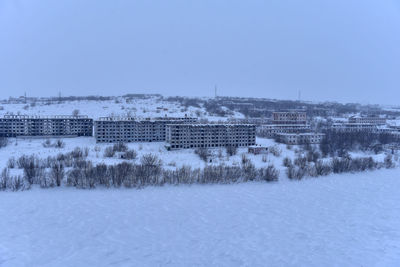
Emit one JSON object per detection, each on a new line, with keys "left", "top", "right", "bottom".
{"left": 259, "top": 165, "right": 279, "bottom": 182}
{"left": 42, "top": 139, "right": 52, "bottom": 148}
{"left": 226, "top": 145, "right": 237, "bottom": 156}
{"left": 7, "top": 157, "right": 16, "bottom": 168}
{"left": 287, "top": 165, "right": 307, "bottom": 180}
{"left": 306, "top": 148, "right": 321, "bottom": 163}
{"left": 121, "top": 149, "right": 137, "bottom": 160}
{"left": 55, "top": 139, "right": 65, "bottom": 148}
{"left": 51, "top": 162, "right": 65, "bottom": 186}
{"left": 241, "top": 154, "right": 250, "bottom": 165}
{"left": 104, "top": 146, "right": 115, "bottom": 158}
{"left": 19, "top": 155, "right": 44, "bottom": 185}
{"left": 195, "top": 148, "right": 210, "bottom": 162}
{"left": 40, "top": 171, "right": 55, "bottom": 188}
{"left": 137, "top": 154, "right": 162, "bottom": 186}
{"left": 0, "top": 137, "right": 8, "bottom": 148}
{"left": 262, "top": 155, "right": 268, "bottom": 163}
{"left": 314, "top": 160, "right": 332, "bottom": 176}
{"left": 67, "top": 168, "right": 82, "bottom": 187}
{"left": 282, "top": 157, "right": 292, "bottom": 167}
{"left": 0, "top": 168, "right": 9, "bottom": 190}
{"left": 113, "top": 142, "right": 128, "bottom": 152}
{"left": 384, "top": 154, "right": 395, "bottom": 169}
{"left": 84, "top": 147, "right": 89, "bottom": 157}
{"left": 94, "top": 164, "right": 109, "bottom": 187}
{"left": 168, "top": 161, "right": 177, "bottom": 167}
{"left": 70, "top": 147, "right": 86, "bottom": 159}
{"left": 294, "top": 156, "right": 307, "bottom": 168}
{"left": 241, "top": 159, "right": 257, "bottom": 181}
{"left": 269, "top": 145, "right": 282, "bottom": 157}
{"left": 8, "top": 175, "right": 30, "bottom": 191}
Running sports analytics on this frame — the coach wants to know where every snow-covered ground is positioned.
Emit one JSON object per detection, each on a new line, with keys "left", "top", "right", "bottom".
{"left": 0, "top": 96, "right": 239, "bottom": 121}
{"left": 0, "top": 136, "right": 292, "bottom": 172}
{"left": 1, "top": 97, "right": 399, "bottom": 266}
{"left": 1, "top": 169, "right": 399, "bottom": 266}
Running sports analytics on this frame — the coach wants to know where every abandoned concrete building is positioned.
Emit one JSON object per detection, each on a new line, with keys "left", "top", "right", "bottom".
{"left": 348, "top": 116, "right": 386, "bottom": 125}
{"left": 257, "top": 124, "right": 311, "bottom": 138}
{"left": 275, "top": 133, "right": 325, "bottom": 145}
{"left": 94, "top": 116, "right": 198, "bottom": 143}
{"left": 165, "top": 124, "right": 256, "bottom": 149}
{"left": 332, "top": 123, "right": 377, "bottom": 132}
{"left": 0, "top": 115, "right": 93, "bottom": 137}
{"left": 272, "top": 112, "right": 307, "bottom": 125}
{"left": 255, "top": 111, "right": 310, "bottom": 138}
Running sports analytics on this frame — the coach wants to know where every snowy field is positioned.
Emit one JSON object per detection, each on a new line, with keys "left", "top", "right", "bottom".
{"left": 0, "top": 136, "right": 293, "bottom": 173}
{"left": 1, "top": 169, "right": 399, "bottom": 266}
{"left": 0, "top": 96, "right": 240, "bottom": 121}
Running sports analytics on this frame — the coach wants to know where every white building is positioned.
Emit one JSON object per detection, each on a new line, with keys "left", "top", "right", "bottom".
{"left": 166, "top": 124, "right": 256, "bottom": 149}
{"left": 257, "top": 124, "right": 311, "bottom": 138}
{"left": 272, "top": 112, "right": 307, "bottom": 125}
{"left": 94, "top": 116, "right": 197, "bottom": 143}
{"left": 275, "top": 133, "right": 325, "bottom": 145}
{"left": 332, "top": 123, "right": 377, "bottom": 132}
{"left": 348, "top": 116, "right": 386, "bottom": 125}
{"left": 0, "top": 115, "right": 93, "bottom": 137}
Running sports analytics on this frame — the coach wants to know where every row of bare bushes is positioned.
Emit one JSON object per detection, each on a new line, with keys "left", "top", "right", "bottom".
{"left": 0, "top": 151, "right": 279, "bottom": 191}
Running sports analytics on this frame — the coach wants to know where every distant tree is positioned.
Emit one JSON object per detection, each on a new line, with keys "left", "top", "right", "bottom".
{"left": 226, "top": 145, "right": 237, "bottom": 156}
{"left": 51, "top": 162, "right": 65, "bottom": 186}
{"left": 195, "top": 148, "right": 210, "bottom": 162}
{"left": 0, "top": 137, "right": 7, "bottom": 148}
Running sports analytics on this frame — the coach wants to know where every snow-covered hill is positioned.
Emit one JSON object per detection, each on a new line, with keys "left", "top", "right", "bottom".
{"left": 0, "top": 96, "right": 237, "bottom": 121}
{"left": 1, "top": 169, "right": 399, "bottom": 266}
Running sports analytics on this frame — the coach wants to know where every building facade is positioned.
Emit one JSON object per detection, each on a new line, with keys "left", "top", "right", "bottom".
{"left": 0, "top": 115, "right": 93, "bottom": 137}
{"left": 348, "top": 116, "right": 386, "bottom": 125}
{"left": 332, "top": 123, "right": 377, "bottom": 132}
{"left": 272, "top": 112, "right": 307, "bottom": 125}
{"left": 166, "top": 124, "right": 256, "bottom": 149}
{"left": 257, "top": 124, "right": 311, "bottom": 138}
{"left": 275, "top": 133, "right": 325, "bottom": 145}
{"left": 94, "top": 116, "right": 197, "bottom": 143}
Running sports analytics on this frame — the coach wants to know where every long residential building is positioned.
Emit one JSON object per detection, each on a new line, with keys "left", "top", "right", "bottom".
{"left": 94, "top": 116, "right": 197, "bottom": 143}
{"left": 275, "top": 133, "right": 325, "bottom": 145}
{"left": 348, "top": 116, "right": 386, "bottom": 125}
{"left": 0, "top": 115, "right": 93, "bottom": 137}
{"left": 331, "top": 123, "right": 377, "bottom": 132}
{"left": 166, "top": 124, "right": 256, "bottom": 149}
{"left": 257, "top": 124, "right": 311, "bottom": 138}
{"left": 272, "top": 112, "right": 307, "bottom": 125}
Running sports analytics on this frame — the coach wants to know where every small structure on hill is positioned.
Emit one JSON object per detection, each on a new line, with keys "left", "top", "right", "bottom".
{"left": 248, "top": 145, "right": 268, "bottom": 155}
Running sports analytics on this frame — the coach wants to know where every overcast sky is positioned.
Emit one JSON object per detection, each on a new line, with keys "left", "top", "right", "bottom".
{"left": 0, "top": 0, "right": 399, "bottom": 104}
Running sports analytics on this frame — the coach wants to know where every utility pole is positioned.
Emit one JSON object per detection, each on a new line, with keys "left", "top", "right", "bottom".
{"left": 298, "top": 90, "right": 301, "bottom": 102}
{"left": 214, "top": 85, "right": 217, "bottom": 98}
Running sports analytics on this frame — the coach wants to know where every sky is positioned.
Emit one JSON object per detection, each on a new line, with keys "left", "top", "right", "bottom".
{"left": 0, "top": 0, "right": 400, "bottom": 105}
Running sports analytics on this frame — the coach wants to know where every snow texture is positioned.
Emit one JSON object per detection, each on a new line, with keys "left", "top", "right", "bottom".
{"left": 1, "top": 169, "right": 400, "bottom": 266}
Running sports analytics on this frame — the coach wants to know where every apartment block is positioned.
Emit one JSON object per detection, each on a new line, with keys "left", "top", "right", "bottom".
{"left": 166, "top": 124, "right": 256, "bottom": 149}
{"left": 94, "top": 116, "right": 197, "bottom": 143}
{"left": 332, "top": 123, "right": 377, "bottom": 132}
{"left": 0, "top": 115, "right": 93, "bottom": 137}
{"left": 257, "top": 124, "right": 311, "bottom": 138}
{"left": 275, "top": 133, "right": 325, "bottom": 145}
{"left": 272, "top": 112, "right": 307, "bottom": 125}
{"left": 348, "top": 116, "right": 386, "bottom": 125}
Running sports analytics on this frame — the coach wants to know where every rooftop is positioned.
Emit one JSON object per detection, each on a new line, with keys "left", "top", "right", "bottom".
{"left": 3, "top": 115, "right": 90, "bottom": 119}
